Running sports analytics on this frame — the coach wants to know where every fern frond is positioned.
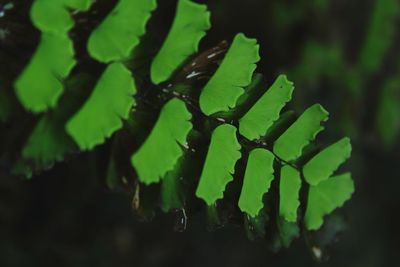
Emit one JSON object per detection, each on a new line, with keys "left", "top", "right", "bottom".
{"left": 10, "top": 0, "right": 356, "bottom": 245}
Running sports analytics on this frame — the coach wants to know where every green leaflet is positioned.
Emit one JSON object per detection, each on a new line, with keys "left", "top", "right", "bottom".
{"left": 359, "top": 0, "right": 400, "bottom": 74}
{"left": 66, "top": 63, "right": 136, "bottom": 150}
{"left": 273, "top": 104, "right": 329, "bottom": 162}
{"left": 15, "top": 33, "right": 76, "bottom": 113}
{"left": 239, "top": 75, "right": 294, "bottom": 140}
{"left": 304, "top": 173, "right": 354, "bottom": 230}
{"left": 199, "top": 33, "right": 260, "bottom": 115}
{"left": 303, "top": 137, "right": 352, "bottom": 185}
{"left": 279, "top": 165, "right": 301, "bottom": 222}
{"left": 131, "top": 98, "right": 192, "bottom": 185}
{"left": 151, "top": 0, "right": 211, "bottom": 84}
{"left": 30, "top": 0, "right": 94, "bottom": 34}
{"left": 88, "top": 0, "right": 157, "bottom": 63}
{"left": 196, "top": 124, "right": 241, "bottom": 205}
{"left": 238, "top": 148, "right": 275, "bottom": 217}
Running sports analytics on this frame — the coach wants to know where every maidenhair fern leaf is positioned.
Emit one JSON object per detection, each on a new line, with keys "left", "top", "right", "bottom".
{"left": 304, "top": 173, "right": 354, "bottom": 230}
{"left": 131, "top": 98, "right": 192, "bottom": 185}
{"left": 10, "top": 0, "right": 355, "bottom": 242}
{"left": 87, "top": 0, "right": 157, "bottom": 63}
{"left": 151, "top": 0, "right": 211, "bottom": 84}
{"left": 66, "top": 63, "right": 136, "bottom": 150}
{"left": 279, "top": 165, "right": 301, "bottom": 222}
{"left": 15, "top": 33, "right": 76, "bottom": 113}
{"left": 199, "top": 33, "right": 260, "bottom": 115}
{"left": 30, "top": 0, "right": 94, "bottom": 34}
{"left": 273, "top": 104, "right": 329, "bottom": 162}
{"left": 196, "top": 124, "right": 241, "bottom": 205}
{"left": 303, "top": 137, "right": 352, "bottom": 185}
{"left": 239, "top": 75, "right": 294, "bottom": 140}
{"left": 238, "top": 148, "right": 275, "bottom": 217}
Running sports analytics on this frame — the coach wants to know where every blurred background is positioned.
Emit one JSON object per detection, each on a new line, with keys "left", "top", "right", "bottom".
{"left": 1, "top": 0, "right": 399, "bottom": 266}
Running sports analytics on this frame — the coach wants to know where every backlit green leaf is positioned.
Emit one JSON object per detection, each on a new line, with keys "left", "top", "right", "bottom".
{"left": 303, "top": 137, "right": 352, "bottom": 185}
{"left": 151, "top": 0, "right": 211, "bottom": 84}
{"left": 131, "top": 98, "right": 192, "bottom": 185}
{"left": 199, "top": 33, "right": 260, "bottom": 115}
{"left": 279, "top": 165, "right": 301, "bottom": 222}
{"left": 66, "top": 63, "right": 136, "bottom": 150}
{"left": 31, "top": 0, "right": 94, "bottom": 34}
{"left": 88, "top": 0, "right": 157, "bottom": 63}
{"left": 238, "top": 148, "right": 275, "bottom": 217}
{"left": 239, "top": 75, "right": 294, "bottom": 140}
{"left": 273, "top": 104, "right": 329, "bottom": 161}
{"left": 196, "top": 124, "right": 241, "bottom": 205}
{"left": 15, "top": 33, "right": 76, "bottom": 113}
{"left": 304, "top": 173, "right": 354, "bottom": 230}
